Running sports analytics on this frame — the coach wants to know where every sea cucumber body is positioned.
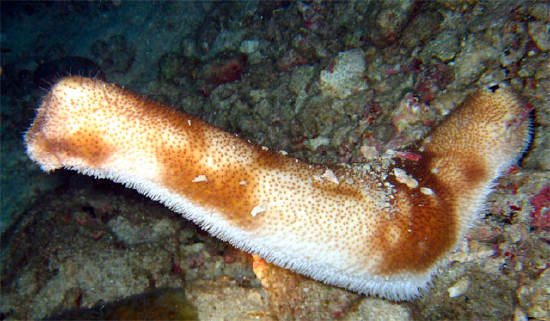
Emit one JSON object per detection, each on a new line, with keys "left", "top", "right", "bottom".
{"left": 25, "top": 77, "right": 531, "bottom": 300}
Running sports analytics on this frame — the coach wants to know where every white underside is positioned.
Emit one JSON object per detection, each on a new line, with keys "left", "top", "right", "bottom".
{"left": 71, "top": 165, "right": 443, "bottom": 300}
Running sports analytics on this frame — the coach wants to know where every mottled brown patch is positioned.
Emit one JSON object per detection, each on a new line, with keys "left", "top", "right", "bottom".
{"left": 460, "top": 158, "right": 487, "bottom": 187}
{"left": 372, "top": 152, "right": 457, "bottom": 274}
{"left": 25, "top": 83, "right": 117, "bottom": 169}
{"left": 52, "top": 134, "right": 113, "bottom": 168}
{"left": 158, "top": 149, "right": 262, "bottom": 228}
{"left": 151, "top": 115, "right": 265, "bottom": 228}
{"left": 371, "top": 86, "right": 529, "bottom": 275}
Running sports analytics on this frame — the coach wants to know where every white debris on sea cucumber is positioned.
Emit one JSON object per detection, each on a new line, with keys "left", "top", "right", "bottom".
{"left": 321, "top": 168, "right": 340, "bottom": 185}
{"left": 251, "top": 202, "right": 267, "bottom": 217}
{"left": 191, "top": 175, "right": 208, "bottom": 183}
{"left": 420, "top": 187, "right": 435, "bottom": 195}
{"left": 393, "top": 168, "right": 419, "bottom": 189}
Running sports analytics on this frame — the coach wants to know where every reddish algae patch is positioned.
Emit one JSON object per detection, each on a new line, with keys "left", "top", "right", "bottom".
{"left": 531, "top": 185, "right": 550, "bottom": 229}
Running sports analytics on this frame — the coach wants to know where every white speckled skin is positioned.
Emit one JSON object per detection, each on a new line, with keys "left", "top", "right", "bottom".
{"left": 25, "top": 77, "right": 531, "bottom": 300}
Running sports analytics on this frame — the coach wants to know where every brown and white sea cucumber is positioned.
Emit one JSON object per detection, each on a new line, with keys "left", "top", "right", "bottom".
{"left": 24, "top": 77, "right": 531, "bottom": 300}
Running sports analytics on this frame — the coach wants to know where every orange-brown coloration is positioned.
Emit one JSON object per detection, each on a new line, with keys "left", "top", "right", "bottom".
{"left": 24, "top": 78, "right": 531, "bottom": 300}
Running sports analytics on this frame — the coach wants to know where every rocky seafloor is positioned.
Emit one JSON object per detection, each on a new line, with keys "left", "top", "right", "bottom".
{"left": 1, "top": 0, "right": 548, "bottom": 319}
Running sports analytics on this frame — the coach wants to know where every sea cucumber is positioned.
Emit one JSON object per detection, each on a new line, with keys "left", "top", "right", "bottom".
{"left": 24, "top": 77, "right": 531, "bottom": 300}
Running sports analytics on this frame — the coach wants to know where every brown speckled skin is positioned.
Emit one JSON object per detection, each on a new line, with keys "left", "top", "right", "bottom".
{"left": 24, "top": 77, "right": 530, "bottom": 300}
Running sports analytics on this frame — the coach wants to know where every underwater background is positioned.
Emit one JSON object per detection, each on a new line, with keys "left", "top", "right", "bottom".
{"left": 1, "top": 1, "right": 549, "bottom": 319}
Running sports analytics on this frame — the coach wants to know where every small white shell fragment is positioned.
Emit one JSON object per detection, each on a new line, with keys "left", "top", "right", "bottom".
{"left": 191, "top": 175, "right": 208, "bottom": 183}
{"left": 394, "top": 168, "right": 419, "bottom": 189}
{"left": 360, "top": 145, "right": 379, "bottom": 159}
{"left": 304, "top": 136, "right": 330, "bottom": 151}
{"left": 187, "top": 119, "right": 192, "bottom": 126}
{"left": 321, "top": 168, "right": 340, "bottom": 185}
{"left": 508, "top": 227, "right": 522, "bottom": 243}
{"left": 420, "top": 187, "right": 435, "bottom": 195}
{"left": 251, "top": 202, "right": 267, "bottom": 217}
{"left": 239, "top": 180, "right": 248, "bottom": 186}
{"left": 448, "top": 278, "right": 470, "bottom": 298}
